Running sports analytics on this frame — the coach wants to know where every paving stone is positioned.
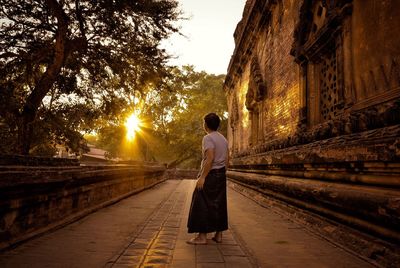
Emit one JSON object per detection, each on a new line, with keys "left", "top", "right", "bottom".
{"left": 146, "top": 249, "right": 172, "bottom": 256}
{"left": 223, "top": 256, "right": 253, "bottom": 268}
{"left": 172, "top": 247, "right": 195, "bottom": 260}
{"left": 103, "top": 262, "right": 114, "bottom": 268}
{"left": 137, "top": 231, "right": 158, "bottom": 239}
{"left": 129, "top": 241, "right": 150, "bottom": 249}
{"left": 112, "top": 264, "right": 135, "bottom": 268}
{"left": 160, "top": 228, "right": 179, "bottom": 235}
{"left": 152, "top": 242, "right": 175, "bottom": 250}
{"left": 146, "top": 223, "right": 163, "bottom": 228}
{"left": 219, "top": 245, "right": 246, "bottom": 256}
{"left": 169, "top": 259, "right": 196, "bottom": 268}
{"left": 216, "top": 233, "right": 237, "bottom": 245}
{"left": 122, "top": 248, "right": 145, "bottom": 256}
{"left": 164, "top": 222, "right": 181, "bottom": 228}
{"left": 143, "top": 255, "right": 171, "bottom": 264}
{"left": 115, "top": 254, "right": 142, "bottom": 264}
{"left": 142, "top": 226, "right": 161, "bottom": 232}
{"left": 196, "top": 263, "right": 225, "bottom": 268}
{"left": 142, "top": 263, "right": 167, "bottom": 268}
{"left": 157, "top": 234, "right": 176, "bottom": 240}
{"left": 134, "top": 238, "right": 153, "bottom": 244}
{"left": 196, "top": 245, "right": 224, "bottom": 263}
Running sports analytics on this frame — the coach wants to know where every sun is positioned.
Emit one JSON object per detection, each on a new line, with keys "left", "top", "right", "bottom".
{"left": 125, "top": 113, "right": 142, "bottom": 141}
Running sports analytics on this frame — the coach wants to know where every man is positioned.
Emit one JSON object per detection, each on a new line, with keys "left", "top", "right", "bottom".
{"left": 187, "top": 113, "right": 229, "bottom": 245}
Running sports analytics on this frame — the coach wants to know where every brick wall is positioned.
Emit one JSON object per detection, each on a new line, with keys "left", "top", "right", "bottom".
{"left": 260, "top": 1, "right": 300, "bottom": 140}
{"left": 229, "top": 0, "right": 301, "bottom": 155}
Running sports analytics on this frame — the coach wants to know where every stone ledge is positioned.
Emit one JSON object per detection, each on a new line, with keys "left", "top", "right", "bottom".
{"left": 228, "top": 180, "right": 400, "bottom": 268}
{"left": 0, "top": 165, "right": 165, "bottom": 188}
{"left": 227, "top": 170, "right": 400, "bottom": 244}
{"left": 0, "top": 155, "right": 79, "bottom": 166}
{"left": 229, "top": 163, "right": 400, "bottom": 187}
{"left": 0, "top": 164, "right": 166, "bottom": 251}
{"left": 232, "top": 124, "right": 400, "bottom": 162}
{"left": 165, "top": 168, "right": 198, "bottom": 180}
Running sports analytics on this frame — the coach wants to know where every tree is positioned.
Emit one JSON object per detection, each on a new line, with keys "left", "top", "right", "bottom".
{"left": 92, "top": 66, "right": 227, "bottom": 168}
{"left": 143, "top": 66, "right": 227, "bottom": 168}
{"left": 0, "top": 0, "right": 180, "bottom": 155}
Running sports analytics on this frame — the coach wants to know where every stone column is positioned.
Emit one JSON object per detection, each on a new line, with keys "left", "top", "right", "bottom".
{"left": 342, "top": 12, "right": 355, "bottom": 108}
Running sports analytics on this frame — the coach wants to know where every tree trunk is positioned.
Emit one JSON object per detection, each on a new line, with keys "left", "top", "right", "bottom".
{"left": 17, "top": 110, "right": 36, "bottom": 155}
{"left": 15, "top": 0, "right": 69, "bottom": 155}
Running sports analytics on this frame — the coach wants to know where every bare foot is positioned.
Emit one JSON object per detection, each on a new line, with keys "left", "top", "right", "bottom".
{"left": 212, "top": 232, "right": 222, "bottom": 243}
{"left": 186, "top": 237, "right": 207, "bottom": 245}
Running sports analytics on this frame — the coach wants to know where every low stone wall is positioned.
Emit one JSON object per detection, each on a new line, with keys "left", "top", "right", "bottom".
{"left": 165, "top": 168, "right": 198, "bottom": 180}
{"left": 0, "top": 164, "right": 166, "bottom": 251}
{"left": 0, "top": 155, "right": 79, "bottom": 166}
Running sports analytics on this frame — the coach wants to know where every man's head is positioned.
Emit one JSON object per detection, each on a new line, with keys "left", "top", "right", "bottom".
{"left": 203, "top": 113, "right": 220, "bottom": 131}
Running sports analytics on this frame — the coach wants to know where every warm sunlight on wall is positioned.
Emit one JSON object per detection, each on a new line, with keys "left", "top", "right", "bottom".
{"left": 238, "top": 80, "right": 249, "bottom": 129}
{"left": 267, "top": 84, "right": 300, "bottom": 139}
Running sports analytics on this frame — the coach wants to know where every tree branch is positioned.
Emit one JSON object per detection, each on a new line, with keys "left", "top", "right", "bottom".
{"left": 23, "top": 0, "right": 69, "bottom": 114}
{"left": 75, "top": 0, "right": 87, "bottom": 41}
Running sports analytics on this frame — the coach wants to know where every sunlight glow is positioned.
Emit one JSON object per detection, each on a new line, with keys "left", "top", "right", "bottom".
{"left": 125, "top": 113, "right": 142, "bottom": 141}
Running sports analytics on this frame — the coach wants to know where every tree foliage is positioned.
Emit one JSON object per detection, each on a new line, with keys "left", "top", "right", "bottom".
{"left": 95, "top": 66, "right": 227, "bottom": 168}
{"left": 147, "top": 66, "right": 227, "bottom": 168}
{"left": 0, "top": 0, "right": 180, "bottom": 155}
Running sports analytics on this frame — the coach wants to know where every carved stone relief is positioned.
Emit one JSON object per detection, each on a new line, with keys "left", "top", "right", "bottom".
{"left": 319, "top": 45, "right": 340, "bottom": 121}
{"left": 230, "top": 95, "right": 240, "bottom": 154}
{"left": 245, "top": 56, "right": 267, "bottom": 146}
{"left": 292, "top": 0, "right": 351, "bottom": 128}
{"left": 233, "top": 99, "right": 400, "bottom": 158}
{"left": 246, "top": 56, "right": 267, "bottom": 110}
{"left": 354, "top": 58, "right": 400, "bottom": 110}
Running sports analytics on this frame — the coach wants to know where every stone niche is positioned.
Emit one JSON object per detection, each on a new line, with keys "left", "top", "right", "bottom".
{"left": 224, "top": 0, "right": 400, "bottom": 264}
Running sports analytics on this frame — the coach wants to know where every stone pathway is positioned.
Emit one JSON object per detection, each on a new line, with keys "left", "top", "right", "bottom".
{"left": 170, "top": 180, "right": 253, "bottom": 268}
{"left": 227, "top": 182, "right": 375, "bottom": 268}
{"left": 105, "top": 180, "right": 253, "bottom": 267}
{"left": 105, "top": 180, "right": 186, "bottom": 267}
{"left": 0, "top": 179, "right": 374, "bottom": 268}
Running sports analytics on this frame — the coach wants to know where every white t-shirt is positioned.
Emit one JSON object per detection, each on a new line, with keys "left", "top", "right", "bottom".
{"left": 201, "top": 131, "right": 228, "bottom": 170}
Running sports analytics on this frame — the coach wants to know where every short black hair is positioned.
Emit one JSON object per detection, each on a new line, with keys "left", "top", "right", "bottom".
{"left": 204, "top": 113, "right": 220, "bottom": 131}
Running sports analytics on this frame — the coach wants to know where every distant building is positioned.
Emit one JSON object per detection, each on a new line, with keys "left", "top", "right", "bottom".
{"left": 54, "top": 145, "right": 77, "bottom": 159}
{"left": 80, "top": 144, "right": 113, "bottom": 164}
{"left": 55, "top": 144, "right": 116, "bottom": 164}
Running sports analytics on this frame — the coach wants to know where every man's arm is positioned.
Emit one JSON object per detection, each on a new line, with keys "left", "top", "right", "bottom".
{"left": 196, "top": 148, "right": 214, "bottom": 190}
{"left": 225, "top": 148, "right": 230, "bottom": 170}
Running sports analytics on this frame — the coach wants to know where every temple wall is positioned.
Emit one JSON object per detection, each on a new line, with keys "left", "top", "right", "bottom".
{"left": 226, "top": 0, "right": 400, "bottom": 159}
{"left": 257, "top": 0, "right": 300, "bottom": 141}
{"left": 227, "top": 0, "right": 303, "bottom": 156}
{"left": 224, "top": 1, "right": 400, "bottom": 263}
{"left": 351, "top": 0, "right": 400, "bottom": 107}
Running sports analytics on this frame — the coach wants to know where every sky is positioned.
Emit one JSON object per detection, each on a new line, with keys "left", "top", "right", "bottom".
{"left": 162, "top": 0, "right": 247, "bottom": 75}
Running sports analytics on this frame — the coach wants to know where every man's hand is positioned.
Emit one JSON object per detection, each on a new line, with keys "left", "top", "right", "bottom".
{"left": 196, "top": 177, "right": 205, "bottom": 190}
